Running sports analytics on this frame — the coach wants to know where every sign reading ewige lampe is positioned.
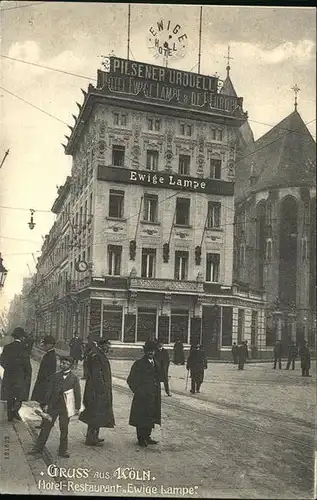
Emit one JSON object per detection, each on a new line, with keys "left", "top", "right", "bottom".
{"left": 97, "top": 166, "right": 234, "bottom": 196}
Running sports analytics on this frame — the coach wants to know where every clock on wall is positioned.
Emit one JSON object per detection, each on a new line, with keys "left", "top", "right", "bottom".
{"left": 75, "top": 260, "right": 88, "bottom": 273}
{"left": 148, "top": 20, "right": 188, "bottom": 61}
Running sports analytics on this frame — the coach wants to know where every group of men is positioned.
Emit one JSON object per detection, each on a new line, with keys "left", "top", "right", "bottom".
{"left": 231, "top": 341, "right": 249, "bottom": 370}
{"left": 273, "top": 340, "right": 311, "bottom": 376}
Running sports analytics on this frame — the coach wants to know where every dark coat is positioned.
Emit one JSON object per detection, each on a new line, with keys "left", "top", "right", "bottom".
{"left": 298, "top": 346, "right": 311, "bottom": 369}
{"left": 154, "top": 348, "right": 170, "bottom": 382}
{"left": 173, "top": 341, "right": 185, "bottom": 364}
{"left": 287, "top": 345, "right": 298, "bottom": 359}
{"left": 238, "top": 345, "right": 247, "bottom": 362}
{"left": 69, "top": 338, "right": 83, "bottom": 361}
{"left": 186, "top": 348, "right": 207, "bottom": 383}
{"left": 274, "top": 343, "right": 282, "bottom": 358}
{"left": 0, "top": 340, "right": 32, "bottom": 402}
{"left": 79, "top": 347, "right": 115, "bottom": 428}
{"left": 45, "top": 371, "right": 81, "bottom": 414}
{"left": 232, "top": 345, "right": 239, "bottom": 359}
{"left": 127, "top": 356, "right": 161, "bottom": 428}
{"left": 31, "top": 349, "right": 57, "bottom": 404}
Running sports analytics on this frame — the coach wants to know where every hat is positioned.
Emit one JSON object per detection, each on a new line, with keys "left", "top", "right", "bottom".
{"left": 59, "top": 355, "right": 73, "bottom": 364}
{"left": 43, "top": 335, "right": 56, "bottom": 345}
{"left": 12, "top": 327, "right": 26, "bottom": 339}
{"left": 143, "top": 340, "right": 157, "bottom": 352}
{"left": 97, "top": 338, "right": 110, "bottom": 347}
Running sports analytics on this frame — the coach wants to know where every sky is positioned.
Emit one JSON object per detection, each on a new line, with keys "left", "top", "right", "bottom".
{"left": 0, "top": 1, "right": 316, "bottom": 312}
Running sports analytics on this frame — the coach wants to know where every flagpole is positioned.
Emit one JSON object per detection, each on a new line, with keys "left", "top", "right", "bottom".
{"left": 127, "top": 4, "right": 131, "bottom": 60}
{"left": 198, "top": 6, "right": 203, "bottom": 73}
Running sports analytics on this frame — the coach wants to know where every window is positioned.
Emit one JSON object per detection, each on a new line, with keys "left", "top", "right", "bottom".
{"left": 210, "top": 158, "right": 221, "bottom": 179}
{"left": 148, "top": 118, "right": 161, "bottom": 131}
{"left": 207, "top": 202, "right": 221, "bottom": 228}
{"left": 175, "top": 198, "right": 190, "bottom": 225}
{"left": 237, "top": 309, "right": 245, "bottom": 343}
{"left": 114, "top": 113, "right": 127, "bottom": 126}
{"left": 108, "top": 245, "right": 122, "bottom": 275}
{"left": 265, "top": 239, "right": 272, "bottom": 261}
{"left": 175, "top": 251, "right": 189, "bottom": 280}
{"left": 301, "top": 238, "right": 308, "bottom": 261}
{"left": 251, "top": 310, "right": 258, "bottom": 346}
{"left": 146, "top": 150, "right": 159, "bottom": 171}
{"left": 239, "top": 243, "right": 246, "bottom": 266}
{"left": 141, "top": 248, "right": 156, "bottom": 278}
{"left": 266, "top": 202, "right": 272, "bottom": 226}
{"left": 112, "top": 145, "right": 125, "bottom": 167}
{"left": 217, "top": 129, "right": 223, "bottom": 141}
{"left": 109, "top": 190, "right": 124, "bottom": 218}
{"left": 178, "top": 154, "right": 190, "bottom": 175}
{"left": 180, "top": 123, "right": 192, "bottom": 136}
{"left": 206, "top": 253, "right": 220, "bottom": 282}
{"left": 143, "top": 194, "right": 158, "bottom": 222}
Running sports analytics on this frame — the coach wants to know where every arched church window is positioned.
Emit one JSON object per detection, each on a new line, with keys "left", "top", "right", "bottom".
{"left": 266, "top": 202, "right": 272, "bottom": 226}
{"left": 301, "top": 237, "right": 308, "bottom": 262}
{"left": 265, "top": 239, "right": 272, "bottom": 261}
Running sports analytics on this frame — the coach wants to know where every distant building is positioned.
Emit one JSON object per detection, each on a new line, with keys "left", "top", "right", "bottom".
{"left": 29, "top": 56, "right": 268, "bottom": 357}
{"left": 234, "top": 105, "right": 316, "bottom": 350}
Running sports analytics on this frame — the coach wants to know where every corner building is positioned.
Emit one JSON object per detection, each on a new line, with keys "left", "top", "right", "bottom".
{"left": 51, "top": 57, "right": 266, "bottom": 357}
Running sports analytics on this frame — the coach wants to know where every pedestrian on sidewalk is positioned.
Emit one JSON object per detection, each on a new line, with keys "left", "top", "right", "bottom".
{"left": 231, "top": 342, "right": 238, "bottom": 364}
{"left": 298, "top": 341, "right": 311, "bottom": 377}
{"left": 186, "top": 343, "right": 207, "bottom": 393}
{"left": 154, "top": 339, "right": 171, "bottom": 396}
{"left": 285, "top": 341, "right": 298, "bottom": 370}
{"left": 0, "top": 327, "right": 31, "bottom": 422}
{"left": 173, "top": 337, "right": 185, "bottom": 365}
{"left": 237, "top": 343, "right": 247, "bottom": 370}
{"left": 82, "top": 335, "right": 96, "bottom": 380}
{"left": 28, "top": 356, "right": 81, "bottom": 458}
{"left": 68, "top": 333, "right": 83, "bottom": 368}
{"left": 273, "top": 341, "right": 282, "bottom": 369}
{"left": 31, "top": 335, "right": 57, "bottom": 429}
{"left": 127, "top": 340, "right": 161, "bottom": 448}
{"left": 79, "top": 339, "right": 115, "bottom": 446}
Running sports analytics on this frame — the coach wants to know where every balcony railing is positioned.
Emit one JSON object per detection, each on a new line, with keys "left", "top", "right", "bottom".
{"left": 129, "top": 277, "right": 204, "bottom": 293}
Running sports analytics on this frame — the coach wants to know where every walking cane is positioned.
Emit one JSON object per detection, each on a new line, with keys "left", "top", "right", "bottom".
{"left": 185, "top": 369, "right": 189, "bottom": 391}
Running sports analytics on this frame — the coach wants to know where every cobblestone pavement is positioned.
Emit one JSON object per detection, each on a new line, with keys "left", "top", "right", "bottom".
{"left": 2, "top": 355, "right": 315, "bottom": 499}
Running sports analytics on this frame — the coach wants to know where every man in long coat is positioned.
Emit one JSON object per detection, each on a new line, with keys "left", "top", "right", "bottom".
{"left": 79, "top": 339, "right": 115, "bottom": 446}
{"left": 231, "top": 342, "right": 238, "bottom": 364}
{"left": 0, "top": 327, "right": 31, "bottom": 421}
{"left": 127, "top": 340, "right": 161, "bottom": 447}
{"left": 173, "top": 338, "right": 185, "bottom": 365}
{"left": 31, "top": 335, "right": 57, "bottom": 428}
{"left": 154, "top": 339, "right": 171, "bottom": 396}
{"left": 273, "top": 340, "right": 282, "bottom": 369}
{"left": 82, "top": 335, "right": 97, "bottom": 380}
{"left": 298, "top": 341, "right": 311, "bottom": 377}
{"left": 186, "top": 343, "right": 207, "bottom": 393}
{"left": 285, "top": 341, "right": 298, "bottom": 370}
{"left": 237, "top": 343, "right": 247, "bottom": 370}
{"left": 69, "top": 333, "right": 83, "bottom": 367}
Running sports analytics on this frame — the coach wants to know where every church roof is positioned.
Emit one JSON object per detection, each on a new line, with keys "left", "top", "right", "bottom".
{"left": 220, "top": 74, "right": 237, "bottom": 97}
{"left": 235, "top": 109, "right": 316, "bottom": 203}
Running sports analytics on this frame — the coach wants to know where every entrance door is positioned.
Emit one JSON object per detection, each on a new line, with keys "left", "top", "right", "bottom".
{"left": 202, "top": 306, "right": 221, "bottom": 358}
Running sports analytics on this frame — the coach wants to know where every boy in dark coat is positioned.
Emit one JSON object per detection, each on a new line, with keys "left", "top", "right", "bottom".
{"left": 273, "top": 341, "right": 282, "bottom": 369}
{"left": 298, "top": 342, "right": 311, "bottom": 377}
{"left": 69, "top": 333, "right": 83, "bottom": 367}
{"left": 186, "top": 343, "right": 207, "bottom": 393}
{"left": 0, "top": 327, "right": 30, "bottom": 421}
{"left": 285, "top": 342, "right": 298, "bottom": 370}
{"left": 231, "top": 342, "right": 238, "bottom": 364}
{"left": 79, "top": 339, "right": 115, "bottom": 446}
{"left": 154, "top": 339, "right": 171, "bottom": 396}
{"left": 29, "top": 356, "right": 81, "bottom": 458}
{"left": 127, "top": 340, "right": 161, "bottom": 447}
{"left": 31, "top": 335, "right": 57, "bottom": 428}
{"left": 173, "top": 338, "right": 185, "bottom": 365}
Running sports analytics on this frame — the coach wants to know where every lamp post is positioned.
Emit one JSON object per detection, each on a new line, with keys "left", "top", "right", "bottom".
{"left": 0, "top": 254, "right": 8, "bottom": 289}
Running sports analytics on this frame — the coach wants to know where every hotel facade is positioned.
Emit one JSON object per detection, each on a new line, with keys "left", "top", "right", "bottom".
{"left": 29, "top": 57, "right": 266, "bottom": 358}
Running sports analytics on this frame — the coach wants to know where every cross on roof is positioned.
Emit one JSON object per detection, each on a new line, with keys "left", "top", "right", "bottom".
{"left": 291, "top": 84, "right": 300, "bottom": 111}
{"left": 224, "top": 45, "right": 233, "bottom": 75}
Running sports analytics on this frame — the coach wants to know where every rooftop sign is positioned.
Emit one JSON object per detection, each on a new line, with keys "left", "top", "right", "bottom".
{"left": 97, "top": 57, "right": 244, "bottom": 116}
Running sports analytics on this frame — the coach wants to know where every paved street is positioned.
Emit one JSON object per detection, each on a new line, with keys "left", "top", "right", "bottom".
{"left": 1, "top": 354, "right": 315, "bottom": 498}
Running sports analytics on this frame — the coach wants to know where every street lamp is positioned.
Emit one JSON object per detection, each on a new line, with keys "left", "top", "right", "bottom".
{"left": 0, "top": 254, "right": 8, "bottom": 289}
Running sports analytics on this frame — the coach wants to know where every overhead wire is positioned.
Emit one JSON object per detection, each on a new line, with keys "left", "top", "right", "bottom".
{"left": 0, "top": 2, "right": 47, "bottom": 12}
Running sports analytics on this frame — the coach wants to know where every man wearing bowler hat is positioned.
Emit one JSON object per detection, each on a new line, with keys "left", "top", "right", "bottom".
{"left": 127, "top": 340, "right": 161, "bottom": 447}
{"left": 0, "top": 326, "right": 31, "bottom": 421}
{"left": 29, "top": 355, "right": 81, "bottom": 458}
